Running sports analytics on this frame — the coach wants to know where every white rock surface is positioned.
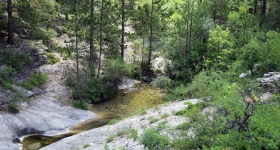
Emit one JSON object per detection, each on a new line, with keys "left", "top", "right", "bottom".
{"left": 41, "top": 99, "right": 203, "bottom": 150}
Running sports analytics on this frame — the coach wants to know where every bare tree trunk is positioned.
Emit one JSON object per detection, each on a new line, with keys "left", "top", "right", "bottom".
{"left": 121, "top": 0, "right": 125, "bottom": 60}
{"left": 90, "top": 0, "right": 95, "bottom": 78}
{"left": 254, "top": 0, "right": 258, "bottom": 15}
{"left": 7, "top": 0, "right": 14, "bottom": 44}
{"left": 75, "top": 0, "right": 80, "bottom": 102}
{"left": 148, "top": 0, "right": 153, "bottom": 68}
{"left": 260, "top": 0, "right": 266, "bottom": 26}
{"left": 97, "top": 0, "right": 104, "bottom": 79}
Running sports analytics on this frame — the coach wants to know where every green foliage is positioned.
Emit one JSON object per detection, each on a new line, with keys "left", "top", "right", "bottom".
{"left": 138, "top": 107, "right": 147, "bottom": 115}
{"left": 0, "top": 50, "right": 31, "bottom": 71}
{"left": 108, "top": 119, "right": 118, "bottom": 125}
{"left": 129, "top": 129, "right": 138, "bottom": 141}
{"left": 106, "top": 126, "right": 132, "bottom": 143}
{"left": 72, "top": 100, "right": 88, "bottom": 110}
{"left": 45, "top": 52, "right": 59, "bottom": 64}
{"left": 260, "top": 31, "right": 280, "bottom": 72}
{"left": 150, "top": 76, "right": 171, "bottom": 89}
{"left": 83, "top": 143, "right": 91, "bottom": 148}
{"left": 103, "top": 58, "right": 138, "bottom": 84}
{"left": 176, "top": 122, "right": 191, "bottom": 130}
{"left": 149, "top": 117, "right": 159, "bottom": 124}
{"left": 106, "top": 134, "right": 117, "bottom": 143}
{"left": 0, "top": 66, "right": 14, "bottom": 85}
{"left": 20, "top": 72, "right": 48, "bottom": 90}
{"left": 185, "top": 71, "right": 225, "bottom": 98}
{"left": 160, "top": 113, "right": 169, "bottom": 119}
{"left": 33, "top": 28, "right": 58, "bottom": 42}
{"left": 241, "top": 39, "right": 262, "bottom": 75}
{"left": 207, "top": 25, "right": 234, "bottom": 70}
{"left": 157, "top": 120, "right": 168, "bottom": 130}
{"left": 72, "top": 77, "right": 117, "bottom": 103}
{"left": 8, "top": 93, "right": 21, "bottom": 113}
{"left": 165, "top": 84, "right": 187, "bottom": 101}
{"left": 140, "top": 128, "right": 169, "bottom": 150}
{"left": 174, "top": 109, "right": 187, "bottom": 116}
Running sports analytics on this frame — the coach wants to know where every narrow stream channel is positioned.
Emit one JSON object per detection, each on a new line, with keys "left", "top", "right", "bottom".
{"left": 21, "top": 83, "right": 164, "bottom": 150}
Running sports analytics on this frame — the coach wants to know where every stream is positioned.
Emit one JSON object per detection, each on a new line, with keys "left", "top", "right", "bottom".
{"left": 21, "top": 83, "right": 164, "bottom": 150}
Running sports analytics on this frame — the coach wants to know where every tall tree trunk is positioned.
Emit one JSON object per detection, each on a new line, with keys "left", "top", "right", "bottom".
{"left": 260, "top": 0, "right": 266, "bottom": 26}
{"left": 97, "top": 0, "right": 104, "bottom": 78}
{"left": 7, "top": 0, "right": 14, "bottom": 44}
{"left": 148, "top": 0, "right": 154, "bottom": 68}
{"left": 121, "top": 0, "right": 125, "bottom": 60}
{"left": 75, "top": 0, "right": 80, "bottom": 102}
{"left": 90, "top": 0, "right": 95, "bottom": 78}
{"left": 254, "top": 0, "right": 258, "bottom": 15}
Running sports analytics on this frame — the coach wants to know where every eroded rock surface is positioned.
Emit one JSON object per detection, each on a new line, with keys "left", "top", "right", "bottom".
{"left": 41, "top": 99, "right": 202, "bottom": 150}
{"left": 0, "top": 50, "right": 96, "bottom": 150}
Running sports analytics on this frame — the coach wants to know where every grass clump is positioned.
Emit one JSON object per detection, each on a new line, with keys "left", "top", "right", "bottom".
{"left": 129, "top": 129, "right": 138, "bottom": 141}
{"left": 20, "top": 72, "right": 48, "bottom": 90}
{"left": 83, "top": 143, "right": 91, "bottom": 148}
{"left": 160, "top": 113, "right": 169, "bottom": 119}
{"left": 45, "top": 52, "right": 59, "bottom": 64}
{"left": 8, "top": 93, "right": 22, "bottom": 113}
{"left": 157, "top": 120, "right": 168, "bottom": 130}
{"left": 106, "top": 134, "right": 117, "bottom": 143}
{"left": 106, "top": 126, "right": 132, "bottom": 143}
{"left": 140, "top": 128, "right": 170, "bottom": 150}
{"left": 72, "top": 100, "right": 88, "bottom": 110}
{"left": 149, "top": 117, "right": 159, "bottom": 124}
{"left": 0, "top": 50, "right": 32, "bottom": 71}
{"left": 138, "top": 107, "right": 147, "bottom": 115}
{"left": 108, "top": 119, "right": 118, "bottom": 125}
{"left": 176, "top": 122, "right": 191, "bottom": 130}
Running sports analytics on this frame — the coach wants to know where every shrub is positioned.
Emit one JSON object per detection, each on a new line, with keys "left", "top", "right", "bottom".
{"left": 165, "top": 84, "right": 187, "bottom": 101}
{"left": 149, "top": 118, "right": 159, "bottom": 124}
{"left": 8, "top": 93, "right": 21, "bottom": 113}
{"left": 106, "top": 134, "right": 117, "bottom": 143}
{"left": 160, "top": 113, "right": 169, "bottom": 119}
{"left": 186, "top": 71, "right": 225, "bottom": 98}
{"left": 150, "top": 76, "right": 171, "bottom": 89}
{"left": 20, "top": 72, "right": 48, "bottom": 90}
{"left": 83, "top": 143, "right": 91, "bottom": 148}
{"left": 108, "top": 119, "right": 118, "bottom": 125}
{"left": 140, "top": 128, "right": 169, "bottom": 150}
{"left": 129, "top": 129, "right": 138, "bottom": 141}
{"left": 102, "top": 58, "right": 128, "bottom": 85}
{"left": 176, "top": 122, "right": 191, "bottom": 130}
{"left": 0, "top": 50, "right": 31, "bottom": 71}
{"left": 72, "top": 100, "right": 88, "bottom": 110}
{"left": 72, "top": 77, "right": 117, "bottom": 103}
{"left": 45, "top": 52, "right": 59, "bottom": 64}
{"left": 157, "top": 120, "right": 168, "bottom": 130}
{"left": 138, "top": 107, "right": 147, "bottom": 115}
{"left": 0, "top": 66, "right": 14, "bottom": 81}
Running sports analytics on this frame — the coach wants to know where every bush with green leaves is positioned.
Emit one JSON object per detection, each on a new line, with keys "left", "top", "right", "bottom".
{"left": 20, "top": 72, "right": 48, "bottom": 90}
{"left": 165, "top": 84, "right": 187, "bottom": 101}
{"left": 185, "top": 70, "right": 225, "bottom": 98}
{"left": 150, "top": 76, "right": 171, "bottom": 89}
{"left": 108, "top": 119, "right": 118, "bottom": 125}
{"left": 8, "top": 93, "right": 22, "bottom": 113}
{"left": 72, "top": 100, "right": 88, "bottom": 110}
{"left": 0, "top": 50, "right": 32, "bottom": 71}
{"left": 0, "top": 66, "right": 14, "bottom": 87}
{"left": 102, "top": 58, "right": 129, "bottom": 85}
{"left": 140, "top": 128, "right": 169, "bottom": 150}
{"left": 72, "top": 77, "right": 117, "bottom": 103}
{"left": 45, "top": 52, "right": 59, "bottom": 64}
